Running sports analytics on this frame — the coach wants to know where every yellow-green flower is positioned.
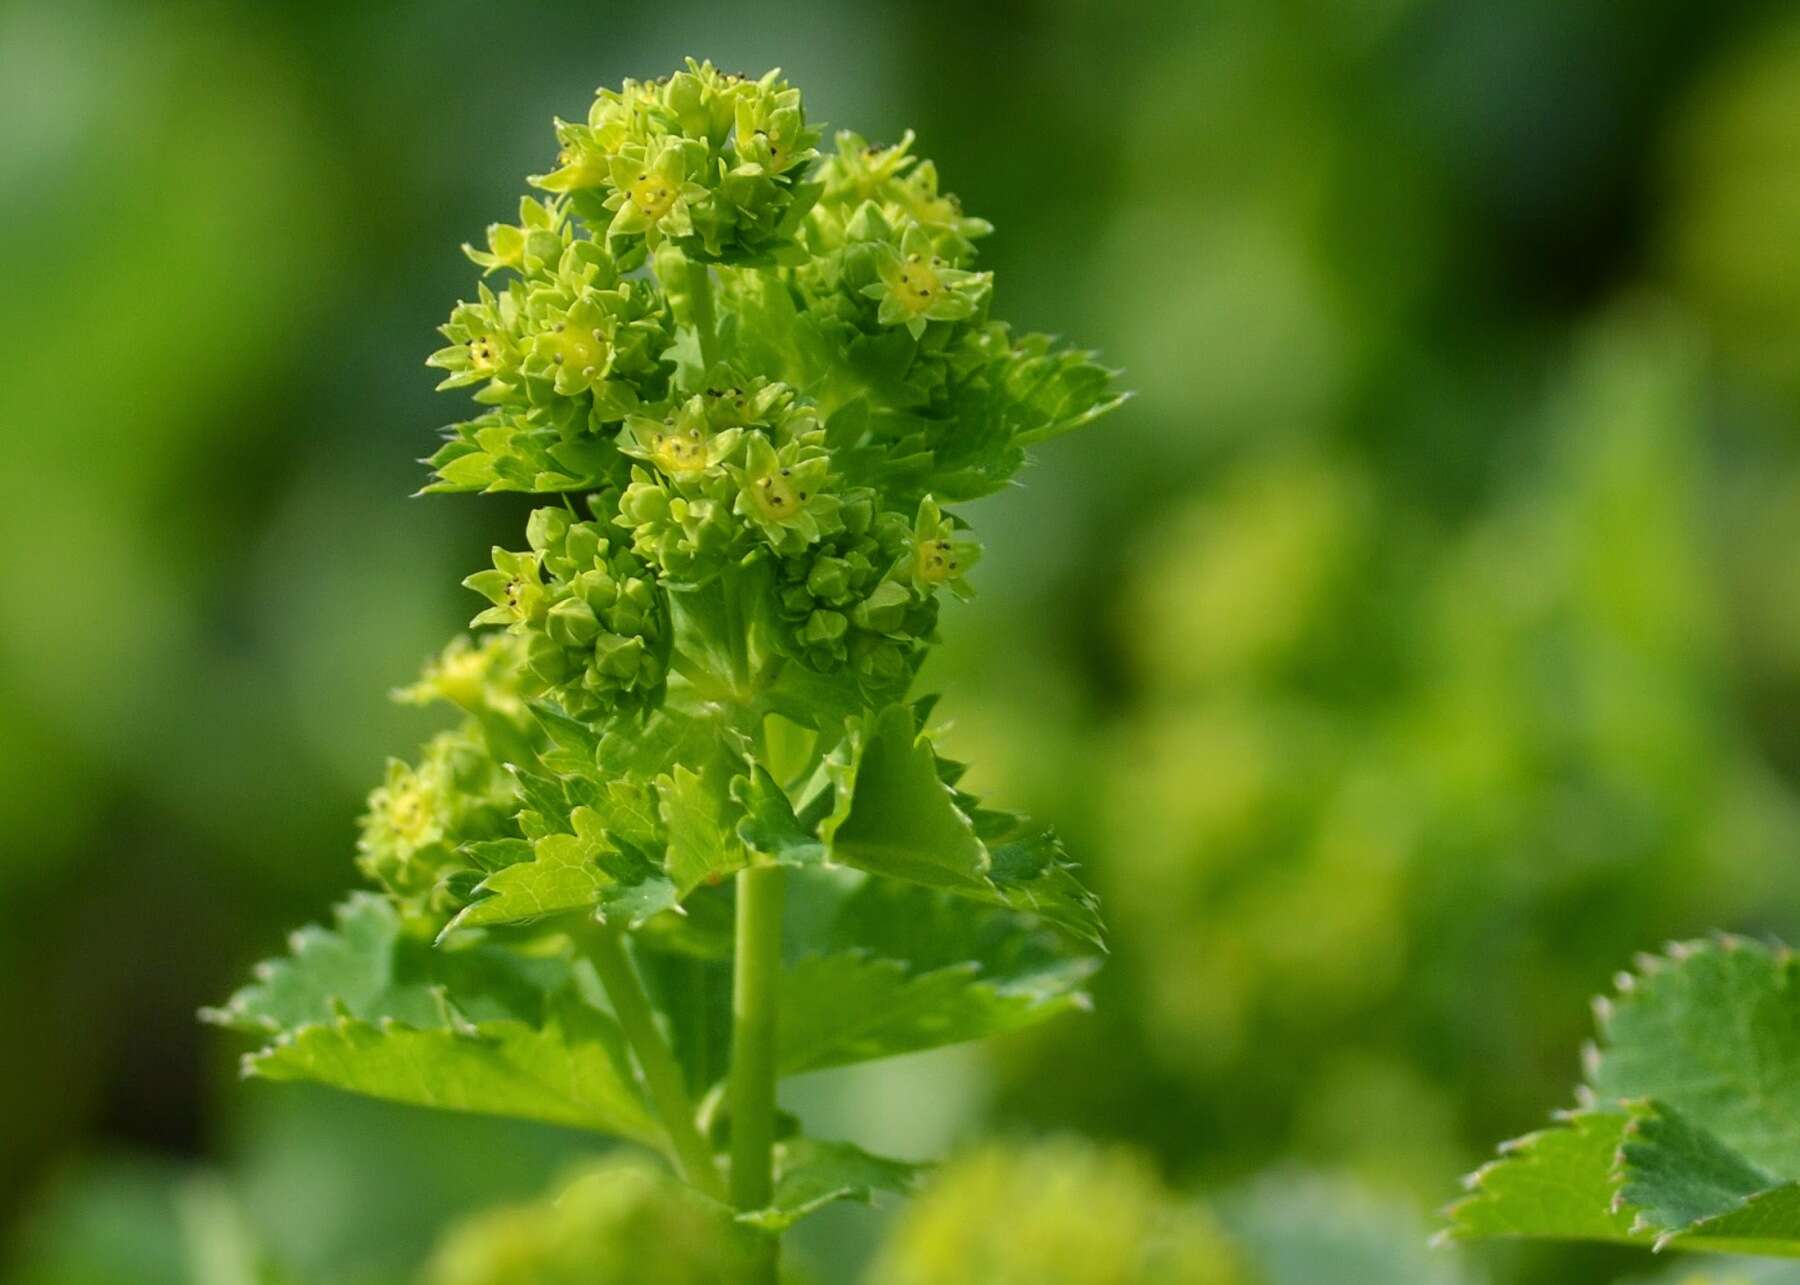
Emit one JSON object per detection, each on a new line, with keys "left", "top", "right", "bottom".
{"left": 732, "top": 433, "right": 838, "bottom": 554}
{"left": 463, "top": 196, "right": 568, "bottom": 277}
{"left": 464, "top": 547, "right": 547, "bottom": 629}
{"left": 531, "top": 118, "right": 612, "bottom": 193}
{"left": 604, "top": 138, "right": 709, "bottom": 247}
{"left": 906, "top": 495, "right": 980, "bottom": 601}
{"left": 863, "top": 224, "right": 990, "bottom": 339}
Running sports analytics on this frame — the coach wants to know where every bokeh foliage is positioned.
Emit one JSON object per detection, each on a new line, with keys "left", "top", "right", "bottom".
{"left": 8, "top": 0, "right": 1800, "bottom": 1281}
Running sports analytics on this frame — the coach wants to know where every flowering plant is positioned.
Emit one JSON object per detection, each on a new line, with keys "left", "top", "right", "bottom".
{"left": 208, "top": 59, "right": 1121, "bottom": 1280}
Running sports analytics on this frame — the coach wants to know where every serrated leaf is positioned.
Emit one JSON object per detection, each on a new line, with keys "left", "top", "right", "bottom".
{"left": 203, "top": 892, "right": 564, "bottom": 1032}
{"left": 205, "top": 895, "right": 659, "bottom": 1147}
{"left": 445, "top": 807, "right": 614, "bottom": 935}
{"left": 657, "top": 763, "right": 746, "bottom": 893}
{"left": 734, "top": 763, "right": 826, "bottom": 866}
{"left": 1443, "top": 1111, "right": 1642, "bottom": 1246}
{"left": 823, "top": 703, "right": 990, "bottom": 889}
{"left": 970, "top": 819, "right": 1106, "bottom": 949}
{"left": 246, "top": 995, "right": 661, "bottom": 1146}
{"left": 1620, "top": 1100, "right": 1781, "bottom": 1238}
{"left": 1591, "top": 940, "right": 1800, "bottom": 1176}
{"left": 735, "top": 1139, "right": 923, "bottom": 1232}
{"left": 776, "top": 950, "right": 1094, "bottom": 1076}
{"left": 1446, "top": 937, "right": 1800, "bottom": 1259}
{"left": 772, "top": 877, "right": 1097, "bottom": 1077}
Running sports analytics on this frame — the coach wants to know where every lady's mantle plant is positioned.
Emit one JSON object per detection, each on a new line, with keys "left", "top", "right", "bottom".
{"left": 206, "top": 61, "right": 1121, "bottom": 1279}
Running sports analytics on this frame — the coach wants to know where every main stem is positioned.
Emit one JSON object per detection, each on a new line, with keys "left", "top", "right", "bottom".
{"left": 585, "top": 924, "right": 727, "bottom": 1201}
{"left": 730, "top": 863, "right": 785, "bottom": 1280}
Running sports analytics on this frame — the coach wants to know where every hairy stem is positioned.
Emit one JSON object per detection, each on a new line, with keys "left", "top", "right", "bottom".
{"left": 730, "top": 863, "right": 786, "bottom": 1279}
{"left": 687, "top": 256, "right": 721, "bottom": 372}
{"left": 584, "top": 924, "right": 727, "bottom": 1201}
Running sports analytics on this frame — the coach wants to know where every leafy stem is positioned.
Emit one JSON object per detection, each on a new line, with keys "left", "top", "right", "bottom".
{"left": 582, "top": 923, "right": 727, "bottom": 1201}
{"left": 729, "top": 862, "right": 786, "bottom": 1276}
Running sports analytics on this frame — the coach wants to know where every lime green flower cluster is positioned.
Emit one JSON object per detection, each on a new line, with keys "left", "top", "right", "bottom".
{"left": 356, "top": 727, "right": 517, "bottom": 911}
{"left": 465, "top": 506, "right": 667, "bottom": 719}
{"left": 534, "top": 61, "right": 822, "bottom": 266}
{"left": 422, "top": 68, "right": 1121, "bottom": 713}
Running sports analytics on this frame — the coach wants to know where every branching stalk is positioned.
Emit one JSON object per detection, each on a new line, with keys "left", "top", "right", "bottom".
{"left": 585, "top": 924, "right": 727, "bottom": 1201}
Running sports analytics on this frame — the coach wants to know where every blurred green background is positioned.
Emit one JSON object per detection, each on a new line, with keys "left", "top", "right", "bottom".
{"left": 7, "top": 0, "right": 1800, "bottom": 1280}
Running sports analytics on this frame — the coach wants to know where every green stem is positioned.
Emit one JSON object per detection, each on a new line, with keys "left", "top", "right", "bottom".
{"left": 687, "top": 256, "right": 721, "bottom": 371}
{"left": 585, "top": 925, "right": 727, "bottom": 1202}
{"left": 730, "top": 863, "right": 786, "bottom": 1280}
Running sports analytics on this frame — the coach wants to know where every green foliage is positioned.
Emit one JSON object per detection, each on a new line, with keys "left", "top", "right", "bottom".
{"left": 205, "top": 55, "right": 1117, "bottom": 1275}
{"left": 202, "top": 896, "right": 661, "bottom": 1146}
{"left": 422, "top": 1156, "right": 754, "bottom": 1285}
{"left": 864, "top": 1140, "right": 1247, "bottom": 1285}
{"left": 1446, "top": 937, "right": 1800, "bottom": 1258}
{"left": 867, "top": 1141, "right": 1489, "bottom": 1285}
{"left": 738, "top": 1138, "right": 922, "bottom": 1232}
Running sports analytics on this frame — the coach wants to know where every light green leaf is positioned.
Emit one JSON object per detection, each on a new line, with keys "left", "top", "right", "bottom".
{"left": 246, "top": 995, "right": 661, "bottom": 1146}
{"left": 776, "top": 949, "right": 1095, "bottom": 1076}
{"left": 445, "top": 808, "right": 613, "bottom": 934}
{"left": 1441, "top": 1111, "right": 1641, "bottom": 1246}
{"left": 1446, "top": 937, "right": 1800, "bottom": 1259}
{"left": 204, "top": 895, "right": 660, "bottom": 1147}
{"left": 658, "top": 763, "right": 747, "bottom": 893}
{"left": 736, "top": 1139, "right": 922, "bottom": 1232}
{"left": 203, "top": 892, "right": 564, "bottom": 1031}
{"left": 774, "top": 876, "right": 1097, "bottom": 1076}
{"left": 733, "top": 762, "right": 826, "bottom": 866}
{"left": 823, "top": 703, "right": 990, "bottom": 889}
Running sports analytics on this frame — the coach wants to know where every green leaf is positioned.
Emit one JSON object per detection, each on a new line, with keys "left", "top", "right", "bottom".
{"left": 1590, "top": 940, "right": 1800, "bottom": 1176}
{"left": 1620, "top": 1100, "right": 1782, "bottom": 1238}
{"left": 733, "top": 762, "right": 826, "bottom": 866}
{"left": 775, "top": 876, "right": 1097, "bottom": 1076}
{"left": 823, "top": 703, "right": 989, "bottom": 889}
{"left": 776, "top": 949, "right": 1094, "bottom": 1076}
{"left": 735, "top": 1138, "right": 923, "bottom": 1232}
{"left": 1445, "top": 937, "right": 1800, "bottom": 1259}
{"left": 445, "top": 807, "right": 615, "bottom": 934}
{"left": 1442, "top": 1110, "right": 1641, "bottom": 1246}
{"left": 203, "top": 893, "right": 564, "bottom": 1031}
{"left": 657, "top": 763, "right": 747, "bottom": 893}
{"left": 970, "top": 817, "right": 1106, "bottom": 950}
{"left": 204, "top": 895, "right": 660, "bottom": 1146}
{"left": 245, "top": 995, "right": 660, "bottom": 1145}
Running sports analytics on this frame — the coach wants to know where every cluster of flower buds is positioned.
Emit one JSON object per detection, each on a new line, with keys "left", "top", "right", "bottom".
{"left": 418, "top": 62, "right": 1119, "bottom": 733}
{"left": 429, "top": 237, "right": 673, "bottom": 437}
{"left": 465, "top": 506, "right": 667, "bottom": 718}
{"left": 534, "top": 61, "right": 822, "bottom": 266}
{"left": 356, "top": 727, "right": 517, "bottom": 910}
